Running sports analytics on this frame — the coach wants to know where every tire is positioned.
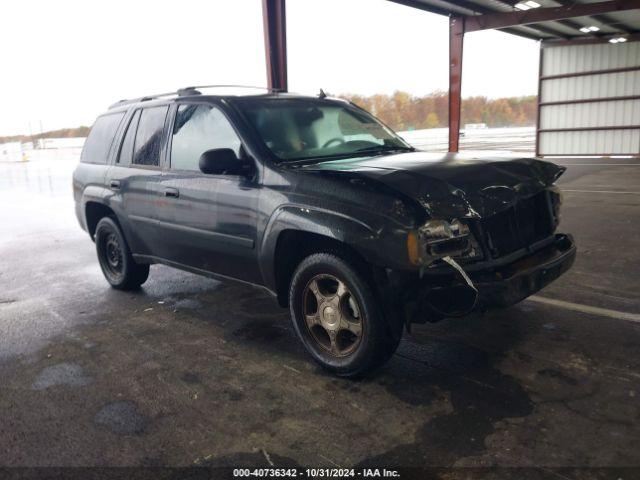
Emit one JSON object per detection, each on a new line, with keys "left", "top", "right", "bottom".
{"left": 289, "top": 253, "right": 402, "bottom": 377}
{"left": 95, "top": 216, "right": 149, "bottom": 290}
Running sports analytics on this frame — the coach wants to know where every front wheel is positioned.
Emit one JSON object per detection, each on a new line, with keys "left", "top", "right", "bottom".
{"left": 289, "top": 253, "right": 401, "bottom": 377}
{"left": 95, "top": 216, "right": 149, "bottom": 290}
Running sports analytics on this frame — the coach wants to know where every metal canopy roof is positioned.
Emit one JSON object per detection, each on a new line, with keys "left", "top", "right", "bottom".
{"left": 388, "top": 0, "right": 640, "bottom": 41}
{"left": 260, "top": 0, "right": 640, "bottom": 153}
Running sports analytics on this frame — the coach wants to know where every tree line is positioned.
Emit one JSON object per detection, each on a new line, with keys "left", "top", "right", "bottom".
{"left": 0, "top": 126, "right": 90, "bottom": 145}
{"left": 340, "top": 91, "right": 537, "bottom": 131}
{"left": 1, "top": 92, "right": 537, "bottom": 144}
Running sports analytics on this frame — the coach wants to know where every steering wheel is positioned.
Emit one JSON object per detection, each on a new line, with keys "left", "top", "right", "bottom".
{"left": 322, "top": 137, "right": 345, "bottom": 148}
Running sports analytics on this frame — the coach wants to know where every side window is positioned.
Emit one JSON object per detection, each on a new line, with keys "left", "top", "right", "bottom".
{"left": 81, "top": 112, "right": 125, "bottom": 164}
{"left": 171, "top": 104, "right": 242, "bottom": 171}
{"left": 133, "top": 106, "right": 169, "bottom": 167}
{"left": 117, "top": 109, "right": 141, "bottom": 165}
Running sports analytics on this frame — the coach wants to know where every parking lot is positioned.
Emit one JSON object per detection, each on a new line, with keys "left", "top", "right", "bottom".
{"left": 1, "top": 155, "right": 639, "bottom": 473}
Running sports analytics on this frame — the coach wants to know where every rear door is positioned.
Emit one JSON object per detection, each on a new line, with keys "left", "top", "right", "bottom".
{"left": 107, "top": 105, "right": 170, "bottom": 256}
{"left": 155, "top": 102, "right": 261, "bottom": 282}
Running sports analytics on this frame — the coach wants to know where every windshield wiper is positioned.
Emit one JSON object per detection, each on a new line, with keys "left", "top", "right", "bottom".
{"left": 353, "top": 145, "right": 414, "bottom": 154}
{"left": 281, "top": 145, "right": 415, "bottom": 166}
{"left": 281, "top": 153, "right": 358, "bottom": 165}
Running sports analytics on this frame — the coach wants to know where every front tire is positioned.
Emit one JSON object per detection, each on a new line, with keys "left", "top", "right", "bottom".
{"left": 289, "top": 253, "right": 401, "bottom": 377}
{"left": 95, "top": 216, "right": 149, "bottom": 290}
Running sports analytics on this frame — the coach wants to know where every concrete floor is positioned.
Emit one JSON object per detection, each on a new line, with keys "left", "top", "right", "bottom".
{"left": 0, "top": 155, "right": 639, "bottom": 474}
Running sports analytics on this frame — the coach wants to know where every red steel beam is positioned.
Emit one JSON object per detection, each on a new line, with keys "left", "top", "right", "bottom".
{"left": 449, "top": 16, "right": 464, "bottom": 153}
{"left": 262, "top": 0, "right": 288, "bottom": 91}
{"left": 464, "top": 0, "right": 640, "bottom": 32}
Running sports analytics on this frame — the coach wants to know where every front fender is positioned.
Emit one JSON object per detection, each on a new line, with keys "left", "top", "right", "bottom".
{"left": 258, "top": 204, "right": 410, "bottom": 292}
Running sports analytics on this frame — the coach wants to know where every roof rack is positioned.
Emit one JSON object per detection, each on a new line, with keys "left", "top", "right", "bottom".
{"left": 109, "top": 85, "right": 283, "bottom": 109}
{"left": 182, "top": 84, "right": 283, "bottom": 93}
{"left": 108, "top": 91, "right": 176, "bottom": 109}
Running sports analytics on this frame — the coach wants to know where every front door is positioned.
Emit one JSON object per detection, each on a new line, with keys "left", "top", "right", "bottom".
{"left": 156, "top": 103, "right": 261, "bottom": 283}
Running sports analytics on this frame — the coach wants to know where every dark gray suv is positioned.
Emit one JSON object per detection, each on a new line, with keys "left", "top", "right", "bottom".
{"left": 73, "top": 86, "right": 576, "bottom": 376}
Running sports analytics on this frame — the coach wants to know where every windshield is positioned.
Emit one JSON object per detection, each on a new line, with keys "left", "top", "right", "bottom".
{"left": 235, "top": 98, "right": 412, "bottom": 162}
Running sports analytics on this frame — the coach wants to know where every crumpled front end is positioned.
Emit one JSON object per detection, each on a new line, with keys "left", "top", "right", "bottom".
{"left": 299, "top": 153, "right": 574, "bottom": 322}
{"left": 393, "top": 233, "right": 576, "bottom": 324}
{"left": 395, "top": 157, "right": 566, "bottom": 266}
{"left": 378, "top": 157, "right": 572, "bottom": 323}
{"left": 400, "top": 178, "right": 570, "bottom": 321}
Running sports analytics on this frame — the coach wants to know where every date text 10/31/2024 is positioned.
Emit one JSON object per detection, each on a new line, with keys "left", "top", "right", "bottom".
{"left": 233, "top": 468, "right": 401, "bottom": 477}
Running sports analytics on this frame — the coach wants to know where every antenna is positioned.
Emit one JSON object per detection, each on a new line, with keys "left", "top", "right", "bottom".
{"left": 318, "top": 88, "right": 327, "bottom": 99}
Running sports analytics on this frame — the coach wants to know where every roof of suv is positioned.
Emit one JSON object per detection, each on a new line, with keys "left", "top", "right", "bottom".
{"left": 107, "top": 86, "right": 329, "bottom": 112}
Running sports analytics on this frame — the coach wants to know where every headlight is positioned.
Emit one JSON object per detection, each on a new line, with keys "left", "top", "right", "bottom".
{"left": 407, "top": 219, "right": 477, "bottom": 266}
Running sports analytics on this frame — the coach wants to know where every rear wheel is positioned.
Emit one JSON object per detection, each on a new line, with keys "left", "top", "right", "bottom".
{"left": 289, "top": 253, "right": 401, "bottom": 377}
{"left": 95, "top": 216, "right": 149, "bottom": 290}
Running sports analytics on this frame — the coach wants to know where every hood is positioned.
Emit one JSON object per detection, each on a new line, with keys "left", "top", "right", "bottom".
{"left": 297, "top": 151, "right": 565, "bottom": 218}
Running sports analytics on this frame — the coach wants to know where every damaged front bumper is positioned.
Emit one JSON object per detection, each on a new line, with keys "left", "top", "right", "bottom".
{"left": 473, "top": 233, "right": 575, "bottom": 309}
{"left": 391, "top": 233, "right": 576, "bottom": 323}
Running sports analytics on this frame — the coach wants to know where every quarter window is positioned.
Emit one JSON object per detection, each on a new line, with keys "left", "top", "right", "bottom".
{"left": 171, "top": 104, "right": 242, "bottom": 171}
{"left": 81, "top": 112, "right": 125, "bottom": 164}
{"left": 133, "top": 106, "right": 169, "bottom": 167}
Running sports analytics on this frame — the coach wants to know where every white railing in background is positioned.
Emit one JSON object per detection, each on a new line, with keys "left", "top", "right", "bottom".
{"left": 399, "top": 126, "right": 535, "bottom": 153}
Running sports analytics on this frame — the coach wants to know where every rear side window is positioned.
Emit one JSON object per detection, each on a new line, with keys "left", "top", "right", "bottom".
{"left": 118, "top": 109, "right": 141, "bottom": 165}
{"left": 81, "top": 112, "right": 125, "bottom": 164}
{"left": 133, "top": 106, "right": 169, "bottom": 167}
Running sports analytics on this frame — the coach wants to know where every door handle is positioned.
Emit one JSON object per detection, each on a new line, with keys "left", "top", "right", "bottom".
{"left": 164, "top": 187, "right": 179, "bottom": 198}
{"left": 110, "top": 180, "right": 121, "bottom": 189}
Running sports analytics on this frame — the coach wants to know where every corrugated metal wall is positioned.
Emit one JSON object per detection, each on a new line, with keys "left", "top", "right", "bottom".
{"left": 537, "top": 40, "right": 640, "bottom": 157}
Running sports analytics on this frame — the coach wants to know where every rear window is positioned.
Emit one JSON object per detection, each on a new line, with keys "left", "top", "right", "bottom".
{"left": 81, "top": 112, "right": 125, "bottom": 164}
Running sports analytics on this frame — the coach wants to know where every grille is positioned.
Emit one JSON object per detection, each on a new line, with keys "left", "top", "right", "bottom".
{"left": 481, "top": 191, "right": 554, "bottom": 258}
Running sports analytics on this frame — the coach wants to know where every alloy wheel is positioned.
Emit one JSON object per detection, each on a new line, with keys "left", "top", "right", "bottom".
{"left": 302, "top": 274, "right": 363, "bottom": 357}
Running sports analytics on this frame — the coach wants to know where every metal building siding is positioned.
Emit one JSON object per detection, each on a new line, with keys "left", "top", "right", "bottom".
{"left": 542, "top": 42, "right": 640, "bottom": 76}
{"left": 539, "top": 130, "right": 640, "bottom": 155}
{"left": 540, "top": 99, "right": 640, "bottom": 128}
{"left": 541, "top": 71, "right": 640, "bottom": 102}
{"left": 538, "top": 39, "right": 640, "bottom": 157}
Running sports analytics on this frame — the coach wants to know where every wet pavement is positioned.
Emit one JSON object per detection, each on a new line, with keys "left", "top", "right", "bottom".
{"left": 0, "top": 155, "right": 639, "bottom": 473}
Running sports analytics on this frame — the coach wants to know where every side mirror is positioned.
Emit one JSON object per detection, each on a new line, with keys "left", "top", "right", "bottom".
{"left": 199, "top": 148, "right": 252, "bottom": 176}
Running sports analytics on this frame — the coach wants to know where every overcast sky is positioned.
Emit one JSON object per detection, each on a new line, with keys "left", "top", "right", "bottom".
{"left": 0, "top": 0, "right": 540, "bottom": 136}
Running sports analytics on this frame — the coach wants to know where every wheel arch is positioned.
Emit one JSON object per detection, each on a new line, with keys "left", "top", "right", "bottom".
{"left": 272, "top": 229, "right": 375, "bottom": 307}
{"left": 85, "top": 201, "right": 117, "bottom": 240}
{"left": 260, "top": 206, "right": 379, "bottom": 307}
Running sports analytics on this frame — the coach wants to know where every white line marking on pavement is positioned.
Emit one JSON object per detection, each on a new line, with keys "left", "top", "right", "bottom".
{"left": 562, "top": 189, "right": 640, "bottom": 194}
{"left": 528, "top": 296, "right": 640, "bottom": 323}
{"left": 559, "top": 164, "right": 640, "bottom": 166}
